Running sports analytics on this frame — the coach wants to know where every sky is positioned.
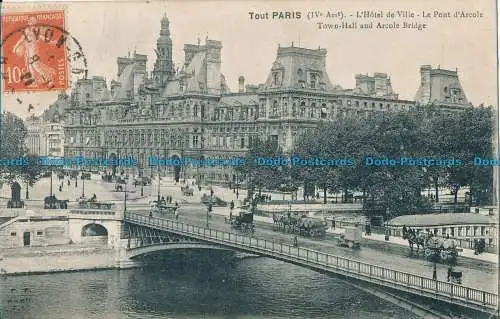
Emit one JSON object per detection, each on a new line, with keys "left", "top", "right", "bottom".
{"left": 1, "top": 0, "right": 498, "bottom": 119}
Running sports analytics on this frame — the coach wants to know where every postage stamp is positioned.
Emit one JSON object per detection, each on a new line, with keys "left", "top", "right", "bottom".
{"left": 1, "top": 10, "right": 87, "bottom": 94}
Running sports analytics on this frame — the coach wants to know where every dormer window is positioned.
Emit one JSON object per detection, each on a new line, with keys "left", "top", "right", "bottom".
{"left": 273, "top": 72, "right": 282, "bottom": 86}
{"left": 310, "top": 74, "right": 317, "bottom": 88}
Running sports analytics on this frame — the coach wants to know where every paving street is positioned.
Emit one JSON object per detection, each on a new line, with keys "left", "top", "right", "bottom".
{"left": 1, "top": 172, "right": 497, "bottom": 294}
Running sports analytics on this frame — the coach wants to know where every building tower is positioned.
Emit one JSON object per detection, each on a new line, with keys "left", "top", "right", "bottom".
{"left": 152, "top": 14, "right": 175, "bottom": 87}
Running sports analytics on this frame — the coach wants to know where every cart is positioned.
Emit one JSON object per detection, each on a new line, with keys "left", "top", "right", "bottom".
{"left": 44, "top": 195, "right": 69, "bottom": 209}
{"left": 226, "top": 210, "right": 254, "bottom": 233}
{"left": 151, "top": 201, "right": 178, "bottom": 215}
{"left": 338, "top": 226, "right": 362, "bottom": 248}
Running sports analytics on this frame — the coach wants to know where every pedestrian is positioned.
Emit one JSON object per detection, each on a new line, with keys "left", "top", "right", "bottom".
{"left": 149, "top": 211, "right": 153, "bottom": 217}
{"left": 332, "top": 219, "right": 336, "bottom": 229}
{"left": 447, "top": 265, "right": 452, "bottom": 282}
{"left": 432, "top": 263, "right": 437, "bottom": 280}
{"left": 293, "top": 235, "right": 298, "bottom": 247}
{"left": 365, "top": 223, "right": 371, "bottom": 235}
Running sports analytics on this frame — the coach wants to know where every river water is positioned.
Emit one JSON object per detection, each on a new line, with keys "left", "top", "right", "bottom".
{"left": 1, "top": 250, "right": 417, "bottom": 319}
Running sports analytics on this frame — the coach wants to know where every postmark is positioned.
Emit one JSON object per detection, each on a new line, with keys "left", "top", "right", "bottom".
{"left": 1, "top": 10, "right": 88, "bottom": 94}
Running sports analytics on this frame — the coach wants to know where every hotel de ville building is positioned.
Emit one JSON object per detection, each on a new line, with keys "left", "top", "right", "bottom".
{"left": 63, "top": 14, "right": 471, "bottom": 185}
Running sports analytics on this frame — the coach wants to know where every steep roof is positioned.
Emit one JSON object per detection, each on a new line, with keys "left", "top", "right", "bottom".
{"left": 263, "top": 46, "right": 334, "bottom": 91}
{"left": 162, "top": 50, "right": 206, "bottom": 96}
{"left": 388, "top": 213, "right": 496, "bottom": 227}
{"left": 115, "top": 63, "right": 135, "bottom": 99}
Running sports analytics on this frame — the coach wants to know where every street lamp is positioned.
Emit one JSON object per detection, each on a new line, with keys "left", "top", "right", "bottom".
{"left": 124, "top": 176, "right": 129, "bottom": 212}
{"left": 157, "top": 164, "right": 161, "bottom": 202}
{"left": 140, "top": 163, "right": 144, "bottom": 197}
{"left": 207, "top": 196, "right": 214, "bottom": 228}
{"left": 49, "top": 166, "right": 53, "bottom": 196}
{"left": 82, "top": 174, "right": 85, "bottom": 197}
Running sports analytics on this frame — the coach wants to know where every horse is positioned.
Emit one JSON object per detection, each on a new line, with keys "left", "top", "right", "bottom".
{"left": 407, "top": 230, "right": 428, "bottom": 254}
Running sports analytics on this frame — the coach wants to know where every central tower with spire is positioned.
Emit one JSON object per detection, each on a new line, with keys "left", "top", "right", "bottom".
{"left": 152, "top": 14, "right": 175, "bottom": 87}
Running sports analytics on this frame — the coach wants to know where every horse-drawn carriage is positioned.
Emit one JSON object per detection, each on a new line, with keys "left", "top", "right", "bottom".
{"left": 449, "top": 270, "right": 462, "bottom": 284}
{"left": 225, "top": 209, "right": 254, "bottom": 233}
{"left": 201, "top": 194, "right": 227, "bottom": 207}
{"left": 473, "top": 238, "right": 486, "bottom": 255}
{"left": 78, "top": 197, "right": 114, "bottom": 209}
{"left": 406, "top": 229, "right": 462, "bottom": 264}
{"left": 181, "top": 185, "right": 194, "bottom": 196}
{"left": 44, "top": 195, "right": 69, "bottom": 209}
{"left": 273, "top": 213, "right": 327, "bottom": 237}
{"left": 151, "top": 200, "right": 178, "bottom": 216}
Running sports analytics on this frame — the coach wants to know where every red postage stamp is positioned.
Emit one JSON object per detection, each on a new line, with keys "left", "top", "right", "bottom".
{"left": 1, "top": 10, "right": 69, "bottom": 93}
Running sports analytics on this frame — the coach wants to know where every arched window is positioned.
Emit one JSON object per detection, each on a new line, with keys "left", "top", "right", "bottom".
{"left": 272, "top": 100, "right": 278, "bottom": 117}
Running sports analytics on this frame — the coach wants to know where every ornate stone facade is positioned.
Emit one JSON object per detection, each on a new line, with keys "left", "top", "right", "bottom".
{"left": 63, "top": 15, "right": 472, "bottom": 184}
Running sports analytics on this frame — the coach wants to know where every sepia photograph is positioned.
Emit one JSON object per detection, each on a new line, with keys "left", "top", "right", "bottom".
{"left": 0, "top": 0, "right": 499, "bottom": 318}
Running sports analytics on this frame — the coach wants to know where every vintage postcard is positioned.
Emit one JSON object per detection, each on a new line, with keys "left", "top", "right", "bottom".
{"left": 0, "top": 0, "right": 498, "bottom": 318}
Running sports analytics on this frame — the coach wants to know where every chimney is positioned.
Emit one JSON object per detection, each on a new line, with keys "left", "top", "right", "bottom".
{"left": 238, "top": 76, "right": 245, "bottom": 93}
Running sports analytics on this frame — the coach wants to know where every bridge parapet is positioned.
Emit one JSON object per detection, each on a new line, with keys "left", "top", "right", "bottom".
{"left": 69, "top": 209, "right": 123, "bottom": 220}
{"left": 124, "top": 212, "right": 498, "bottom": 315}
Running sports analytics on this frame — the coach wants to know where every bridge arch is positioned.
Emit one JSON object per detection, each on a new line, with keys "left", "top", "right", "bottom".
{"left": 81, "top": 223, "right": 108, "bottom": 246}
{"left": 126, "top": 243, "right": 232, "bottom": 259}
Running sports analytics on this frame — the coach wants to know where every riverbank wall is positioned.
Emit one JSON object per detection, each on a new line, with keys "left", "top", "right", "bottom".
{"left": 0, "top": 244, "right": 143, "bottom": 276}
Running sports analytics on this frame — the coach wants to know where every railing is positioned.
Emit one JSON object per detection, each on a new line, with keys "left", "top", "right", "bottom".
{"left": 70, "top": 209, "right": 116, "bottom": 216}
{"left": 124, "top": 212, "right": 498, "bottom": 310}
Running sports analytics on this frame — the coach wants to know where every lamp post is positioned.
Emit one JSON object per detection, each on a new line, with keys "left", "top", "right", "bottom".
{"left": 207, "top": 196, "right": 214, "bottom": 228}
{"left": 82, "top": 174, "right": 85, "bottom": 197}
{"left": 49, "top": 166, "right": 53, "bottom": 196}
{"left": 140, "top": 163, "right": 144, "bottom": 197}
{"left": 124, "top": 176, "right": 128, "bottom": 212}
{"left": 157, "top": 165, "right": 161, "bottom": 202}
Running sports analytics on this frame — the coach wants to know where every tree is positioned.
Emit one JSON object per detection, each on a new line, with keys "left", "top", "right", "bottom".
{"left": 18, "top": 155, "right": 43, "bottom": 199}
{"left": 0, "top": 112, "right": 28, "bottom": 184}
{"left": 0, "top": 112, "right": 27, "bottom": 159}
{"left": 237, "top": 137, "right": 289, "bottom": 200}
{"left": 446, "top": 106, "right": 494, "bottom": 205}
